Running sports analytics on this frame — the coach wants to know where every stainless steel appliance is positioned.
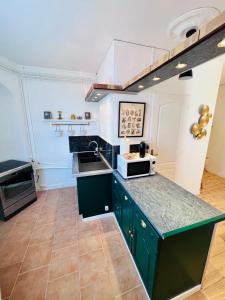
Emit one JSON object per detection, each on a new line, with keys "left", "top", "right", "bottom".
{"left": 117, "top": 153, "right": 156, "bottom": 179}
{"left": 0, "top": 160, "right": 37, "bottom": 220}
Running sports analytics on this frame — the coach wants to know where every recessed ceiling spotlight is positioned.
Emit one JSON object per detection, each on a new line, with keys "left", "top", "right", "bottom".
{"left": 138, "top": 85, "right": 144, "bottom": 89}
{"left": 94, "top": 96, "right": 98, "bottom": 99}
{"left": 152, "top": 76, "right": 161, "bottom": 81}
{"left": 97, "top": 93, "right": 101, "bottom": 96}
{"left": 217, "top": 38, "right": 225, "bottom": 48}
{"left": 176, "top": 62, "right": 187, "bottom": 69}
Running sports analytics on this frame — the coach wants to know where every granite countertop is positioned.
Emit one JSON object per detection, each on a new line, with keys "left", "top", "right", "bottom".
{"left": 113, "top": 171, "right": 225, "bottom": 238}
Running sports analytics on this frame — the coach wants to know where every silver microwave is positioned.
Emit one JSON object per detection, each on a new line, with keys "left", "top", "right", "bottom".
{"left": 117, "top": 153, "right": 156, "bottom": 179}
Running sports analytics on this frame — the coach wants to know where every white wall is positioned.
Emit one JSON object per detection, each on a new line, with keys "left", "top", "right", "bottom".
{"left": 206, "top": 84, "right": 225, "bottom": 178}
{"left": 22, "top": 77, "right": 99, "bottom": 190}
{"left": 0, "top": 57, "right": 98, "bottom": 190}
{"left": 99, "top": 90, "right": 151, "bottom": 146}
{"left": 0, "top": 66, "right": 29, "bottom": 161}
{"left": 175, "top": 58, "right": 223, "bottom": 194}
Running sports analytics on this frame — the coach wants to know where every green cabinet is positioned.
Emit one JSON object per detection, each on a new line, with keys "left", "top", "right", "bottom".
{"left": 132, "top": 208, "right": 158, "bottom": 297}
{"left": 77, "top": 173, "right": 112, "bottom": 218}
{"left": 112, "top": 175, "right": 157, "bottom": 294}
{"left": 112, "top": 174, "right": 215, "bottom": 300}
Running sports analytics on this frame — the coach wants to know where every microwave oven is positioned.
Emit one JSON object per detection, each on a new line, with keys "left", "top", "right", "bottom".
{"left": 117, "top": 153, "right": 156, "bottom": 179}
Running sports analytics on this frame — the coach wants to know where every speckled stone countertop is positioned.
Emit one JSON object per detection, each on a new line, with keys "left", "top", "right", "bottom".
{"left": 113, "top": 171, "right": 225, "bottom": 238}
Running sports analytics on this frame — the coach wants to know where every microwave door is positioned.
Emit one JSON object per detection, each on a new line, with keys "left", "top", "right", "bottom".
{"left": 127, "top": 161, "right": 150, "bottom": 177}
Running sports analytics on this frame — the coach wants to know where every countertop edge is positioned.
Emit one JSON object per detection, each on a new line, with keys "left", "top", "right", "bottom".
{"left": 163, "top": 214, "right": 225, "bottom": 238}
{"left": 113, "top": 171, "right": 225, "bottom": 239}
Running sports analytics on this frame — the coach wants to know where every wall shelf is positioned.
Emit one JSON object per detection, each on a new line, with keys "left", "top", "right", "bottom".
{"left": 43, "top": 119, "right": 98, "bottom": 126}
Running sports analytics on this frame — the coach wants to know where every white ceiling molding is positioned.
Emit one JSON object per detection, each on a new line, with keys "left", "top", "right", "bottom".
{"left": 0, "top": 56, "right": 96, "bottom": 83}
{"left": 167, "top": 7, "right": 221, "bottom": 41}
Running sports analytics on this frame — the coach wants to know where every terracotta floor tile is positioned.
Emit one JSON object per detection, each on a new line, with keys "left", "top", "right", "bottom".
{"left": 53, "top": 228, "right": 77, "bottom": 250}
{"left": 7, "top": 221, "right": 34, "bottom": 242}
{"left": 0, "top": 263, "right": 21, "bottom": 298}
{"left": 79, "top": 266, "right": 109, "bottom": 288}
{"left": 0, "top": 218, "right": 16, "bottom": 239}
{"left": 49, "top": 255, "right": 78, "bottom": 281}
{"left": 10, "top": 266, "right": 49, "bottom": 300}
{"left": 99, "top": 217, "right": 118, "bottom": 234}
{"left": 0, "top": 240, "right": 29, "bottom": 268}
{"left": 30, "top": 223, "right": 55, "bottom": 245}
{"left": 109, "top": 255, "right": 141, "bottom": 296}
{"left": 80, "top": 276, "right": 115, "bottom": 300}
{"left": 116, "top": 285, "right": 148, "bottom": 300}
{"left": 78, "top": 220, "right": 100, "bottom": 234}
{"left": 102, "top": 231, "right": 128, "bottom": 262}
{"left": 78, "top": 234, "right": 102, "bottom": 255}
{"left": 21, "top": 241, "right": 52, "bottom": 273}
{"left": 79, "top": 249, "right": 107, "bottom": 271}
{"left": 51, "top": 245, "right": 78, "bottom": 261}
{"left": 46, "top": 272, "right": 80, "bottom": 300}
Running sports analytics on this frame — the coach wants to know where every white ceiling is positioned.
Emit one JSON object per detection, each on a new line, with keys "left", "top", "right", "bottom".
{"left": 0, "top": 0, "right": 225, "bottom": 74}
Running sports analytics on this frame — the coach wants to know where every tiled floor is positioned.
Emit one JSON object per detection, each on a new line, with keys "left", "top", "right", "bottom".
{"left": 0, "top": 171, "right": 224, "bottom": 300}
{"left": 0, "top": 188, "right": 147, "bottom": 300}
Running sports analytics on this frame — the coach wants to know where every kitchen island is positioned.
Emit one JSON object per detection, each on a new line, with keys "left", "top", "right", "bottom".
{"left": 112, "top": 171, "right": 225, "bottom": 300}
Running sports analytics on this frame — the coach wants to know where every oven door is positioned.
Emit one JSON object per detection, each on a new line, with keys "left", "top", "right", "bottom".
{"left": 0, "top": 166, "right": 35, "bottom": 209}
{"left": 127, "top": 161, "right": 150, "bottom": 177}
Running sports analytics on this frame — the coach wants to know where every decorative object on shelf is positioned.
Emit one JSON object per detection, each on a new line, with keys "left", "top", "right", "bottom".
{"left": 70, "top": 114, "right": 76, "bottom": 120}
{"left": 57, "top": 111, "right": 63, "bottom": 120}
{"left": 44, "top": 111, "right": 52, "bottom": 119}
{"left": 77, "top": 116, "right": 83, "bottom": 120}
{"left": 85, "top": 112, "right": 91, "bottom": 119}
{"left": 191, "top": 104, "right": 212, "bottom": 139}
{"left": 118, "top": 101, "right": 146, "bottom": 137}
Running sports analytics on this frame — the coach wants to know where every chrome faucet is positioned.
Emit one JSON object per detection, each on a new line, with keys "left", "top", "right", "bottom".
{"left": 89, "top": 140, "right": 99, "bottom": 155}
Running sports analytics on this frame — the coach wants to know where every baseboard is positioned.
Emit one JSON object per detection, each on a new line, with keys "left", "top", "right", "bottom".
{"left": 37, "top": 182, "right": 76, "bottom": 191}
{"left": 81, "top": 212, "right": 114, "bottom": 222}
{"left": 171, "top": 285, "right": 201, "bottom": 300}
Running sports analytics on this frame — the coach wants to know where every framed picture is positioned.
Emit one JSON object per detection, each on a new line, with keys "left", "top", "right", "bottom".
{"left": 118, "top": 101, "right": 146, "bottom": 137}
{"left": 44, "top": 111, "right": 52, "bottom": 119}
{"left": 85, "top": 112, "right": 91, "bottom": 119}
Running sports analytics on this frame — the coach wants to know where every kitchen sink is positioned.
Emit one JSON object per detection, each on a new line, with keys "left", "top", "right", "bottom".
{"left": 77, "top": 152, "right": 110, "bottom": 172}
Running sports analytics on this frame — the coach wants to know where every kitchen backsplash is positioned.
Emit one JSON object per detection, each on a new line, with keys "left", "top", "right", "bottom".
{"left": 69, "top": 135, "right": 120, "bottom": 169}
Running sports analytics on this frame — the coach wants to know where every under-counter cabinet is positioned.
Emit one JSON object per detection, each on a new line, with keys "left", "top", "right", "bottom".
{"left": 112, "top": 174, "right": 222, "bottom": 300}
{"left": 77, "top": 173, "right": 112, "bottom": 218}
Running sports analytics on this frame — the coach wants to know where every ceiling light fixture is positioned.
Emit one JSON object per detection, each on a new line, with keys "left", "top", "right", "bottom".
{"left": 217, "top": 38, "right": 225, "bottom": 48}
{"left": 176, "top": 62, "right": 187, "bottom": 69}
{"left": 152, "top": 76, "right": 161, "bottom": 81}
{"left": 138, "top": 85, "right": 144, "bottom": 89}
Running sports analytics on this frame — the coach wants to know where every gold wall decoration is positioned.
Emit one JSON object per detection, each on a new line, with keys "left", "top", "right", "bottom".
{"left": 191, "top": 105, "right": 212, "bottom": 139}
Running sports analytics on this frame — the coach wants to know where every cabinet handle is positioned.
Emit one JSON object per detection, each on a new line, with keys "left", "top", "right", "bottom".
{"left": 130, "top": 233, "right": 134, "bottom": 238}
{"left": 114, "top": 180, "right": 117, "bottom": 184}
{"left": 124, "top": 195, "right": 128, "bottom": 201}
{"left": 140, "top": 219, "right": 147, "bottom": 229}
{"left": 128, "top": 230, "right": 131, "bottom": 234}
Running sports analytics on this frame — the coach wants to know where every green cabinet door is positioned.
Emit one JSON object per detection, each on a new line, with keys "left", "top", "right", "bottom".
{"left": 132, "top": 208, "right": 158, "bottom": 297}
{"left": 120, "top": 192, "right": 133, "bottom": 248}
{"left": 112, "top": 178, "right": 122, "bottom": 225}
{"left": 77, "top": 173, "right": 112, "bottom": 218}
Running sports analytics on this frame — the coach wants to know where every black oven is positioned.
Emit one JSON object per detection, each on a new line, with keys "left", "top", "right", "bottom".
{"left": 0, "top": 163, "right": 37, "bottom": 220}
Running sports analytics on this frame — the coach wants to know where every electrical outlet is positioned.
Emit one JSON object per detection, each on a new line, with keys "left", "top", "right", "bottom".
{"left": 105, "top": 206, "right": 109, "bottom": 211}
